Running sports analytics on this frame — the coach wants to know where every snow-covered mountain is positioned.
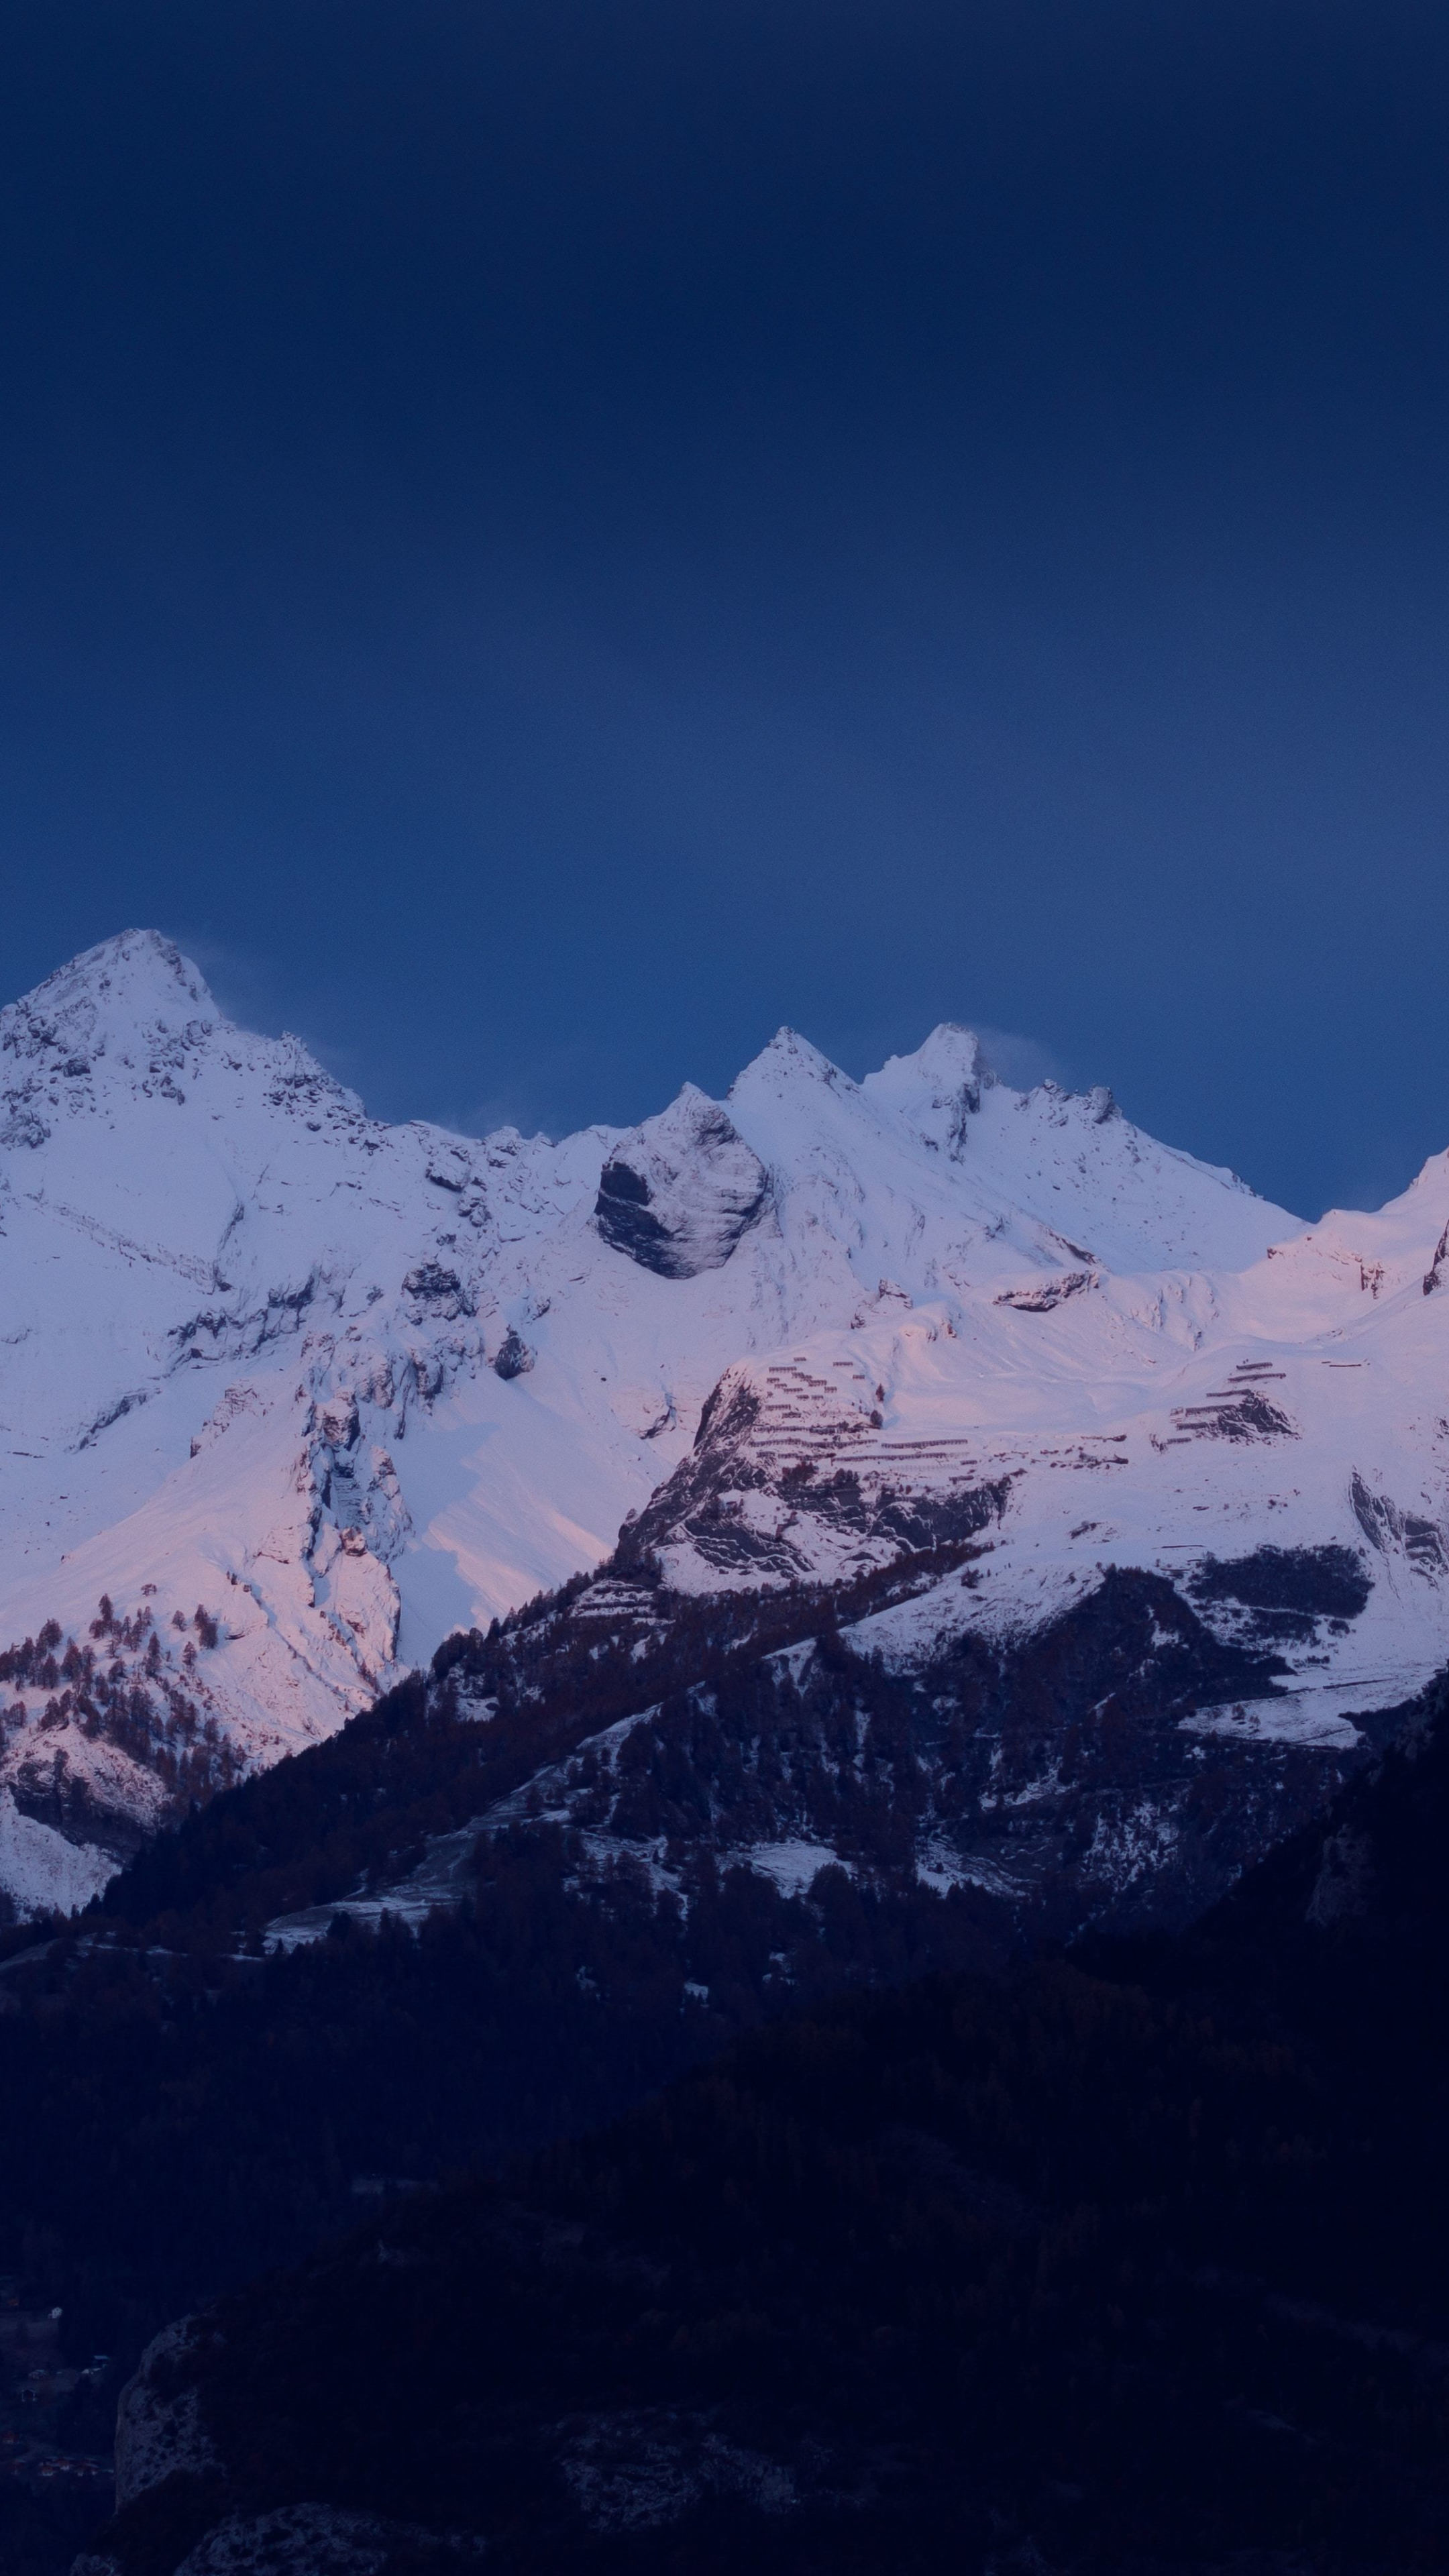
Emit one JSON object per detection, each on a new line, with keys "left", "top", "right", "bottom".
{"left": 3, "top": 927, "right": 1447, "bottom": 1919}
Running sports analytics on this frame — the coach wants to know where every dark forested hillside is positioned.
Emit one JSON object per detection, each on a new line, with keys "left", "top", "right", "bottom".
{"left": 64, "top": 1532, "right": 1377, "bottom": 1960}
{"left": 3, "top": 1554, "right": 1443, "bottom": 2575}
{"left": 78, "top": 1676, "right": 1449, "bottom": 2576}
{"left": 0, "top": 1540, "right": 1393, "bottom": 2411}
{"left": 0, "top": 1830, "right": 1007, "bottom": 2378}
{"left": 68, "top": 1546, "right": 989, "bottom": 1942}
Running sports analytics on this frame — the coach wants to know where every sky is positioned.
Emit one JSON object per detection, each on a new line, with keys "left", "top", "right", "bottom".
{"left": 2, "top": 1, "right": 1448, "bottom": 1220}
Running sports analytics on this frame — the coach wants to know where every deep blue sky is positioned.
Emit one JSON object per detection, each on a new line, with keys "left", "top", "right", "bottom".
{"left": 2, "top": 2, "right": 1448, "bottom": 1217}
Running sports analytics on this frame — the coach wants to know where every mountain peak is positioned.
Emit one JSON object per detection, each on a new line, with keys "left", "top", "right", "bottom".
{"left": 5, "top": 928, "right": 221, "bottom": 1051}
{"left": 861, "top": 1022, "right": 995, "bottom": 1153}
{"left": 729, "top": 1026, "right": 849, "bottom": 1101}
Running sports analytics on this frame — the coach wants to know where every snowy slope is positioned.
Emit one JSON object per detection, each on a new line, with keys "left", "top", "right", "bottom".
{"left": 5, "top": 926, "right": 1442, "bottom": 1915}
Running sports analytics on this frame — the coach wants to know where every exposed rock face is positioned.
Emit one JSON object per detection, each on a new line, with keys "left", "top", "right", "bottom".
{"left": 113, "top": 2315, "right": 222, "bottom": 2508}
{"left": 493, "top": 1325, "right": 535, "bottom": 1379}
{"left": 614, "top": 1354, "right": 1013, "bottom": 1587}
{"left": 400, "top": 1264, "right": 475, "bottom": 1323}
{"left": 994, "top": 1270, "right": 1093, "bottom": 1311}
{"left": 559, "top": 2408, "right": 797, "bottom": 2530}
{"left": 172, "top": 2506, "right": 485, "bottom": 2573}
{"left": 79, "top": 2502, "right": 486, "bottom": 2576}
{"left": 1350, "top": 1470, "right": 1449, "bottom": 1572}
{"left": 595, "top": 1085, "right": 770, "bottom": 1279}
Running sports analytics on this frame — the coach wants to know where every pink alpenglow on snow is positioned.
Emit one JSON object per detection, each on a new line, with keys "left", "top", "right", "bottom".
{"left": 1, "top": 930, "right": 1446, "bottom": 1911}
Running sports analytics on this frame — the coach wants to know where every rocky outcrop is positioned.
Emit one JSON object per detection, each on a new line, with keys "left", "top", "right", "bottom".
{"left": 612, "top": 1350, "right": 1016, "bottom": 1591}
{"left": 400, "top": 1264, "right": 476, "bottom": 1324}
{"left": 595, "top": 1085, "right": 769, "bottom": 1279}
{"left": 113, "top": 2316, "right": 222, "bottom": 2509}
{"left": 172, "top": 2506, "right": 485, "bottom": 2573}
{"left": 994, "top": 1270, "right": 1093, "bottom": 1311}
{"left": 559, "top": 2407, "right": 797, "bottom": 2529}
{"left": 77, "top": 2494, "right": 484, "bottom": 2576}
{"left": 1350, "top": 1471, "right": 1448, "bottom": 1574}
{"left": 492, "top": 1325, "right": 535, "bottom": 1380}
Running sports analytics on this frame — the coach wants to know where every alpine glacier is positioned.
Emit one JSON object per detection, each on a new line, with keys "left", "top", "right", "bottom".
{"left": 2, "top": 928, "right": 1447, "bottom": 1915}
